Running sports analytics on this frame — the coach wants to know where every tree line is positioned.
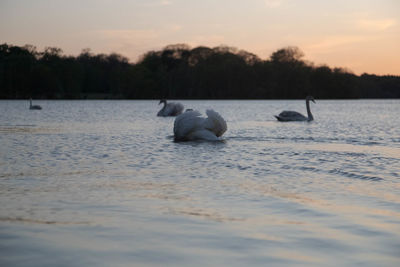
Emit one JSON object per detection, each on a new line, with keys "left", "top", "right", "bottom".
{"left": 0, "top": 43, "right": 399, "bottom": 99}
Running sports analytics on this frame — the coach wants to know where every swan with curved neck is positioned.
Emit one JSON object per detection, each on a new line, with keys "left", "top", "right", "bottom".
{"left": 29, "top": 99, "right": 42, "bottom": 110}
{"left": 157, "top": 99, "right": 184, "bottom": 117}
{"left": 274, "top": 96, "right": 315, "bottom": 122}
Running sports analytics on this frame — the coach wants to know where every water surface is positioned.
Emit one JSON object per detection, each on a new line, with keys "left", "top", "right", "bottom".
{"left": 0, "top": 100, "right": 399, "bottom": 266}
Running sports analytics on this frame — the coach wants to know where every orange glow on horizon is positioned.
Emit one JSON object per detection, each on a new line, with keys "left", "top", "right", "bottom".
{"left": 1, "top": 0, "right": 399, "bottom": 76}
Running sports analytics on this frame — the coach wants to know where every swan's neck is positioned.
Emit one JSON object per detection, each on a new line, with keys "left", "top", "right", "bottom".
{"left": 306, "top": 99, "right": 313, "bottom": 121}
{"left": 30, "top": 99, "right": 32, "bottom": 107}
{"left": 162, "top": 101, "right": 167, "bottom": 108}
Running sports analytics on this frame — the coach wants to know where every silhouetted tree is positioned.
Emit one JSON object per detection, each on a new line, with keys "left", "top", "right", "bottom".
{"left": 0, "top": 43, "right": 399, "bottom": 99}
{"left": 270, "top": 46, "right": 304, "bottom": 63}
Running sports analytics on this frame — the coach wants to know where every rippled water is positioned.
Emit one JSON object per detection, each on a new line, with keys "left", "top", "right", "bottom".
{"left": 0, "top": 100, "right": 399, "bottom": 266}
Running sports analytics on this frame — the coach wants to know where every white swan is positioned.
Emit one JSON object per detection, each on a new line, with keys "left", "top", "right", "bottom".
{"left": 275, "top": 96, "right": 315, "bottom": 122}
{"left": 157, "top": 99, "right": 184, "bottom": 117}
{"left": 173, "top": 109, "right": 227, "bottom": 141}
{"left": 29, "top": 99, "right": 42, "bottom": 110}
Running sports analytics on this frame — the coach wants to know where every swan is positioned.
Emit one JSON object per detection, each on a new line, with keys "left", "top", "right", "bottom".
{"left": 275, "top": 96, "right": 315, "bottom": 121}
{"left": 157, "top": 99, "right": 184, "bottom": 117}
{"left": 174, "top": 109, "right": 227, "bottom": 141}
{"left": 29, "top": 99, "right": 42, "bottom": 110}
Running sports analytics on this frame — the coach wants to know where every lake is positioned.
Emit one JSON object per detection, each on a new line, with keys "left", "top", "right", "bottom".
{"left": 0, "top": 100, "right": 399, "bottom": 266}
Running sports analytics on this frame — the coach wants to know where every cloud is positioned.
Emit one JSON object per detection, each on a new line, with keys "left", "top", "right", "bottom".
{"left": 304, "top": 35, "right": 374, "bottom": 53}
{"left": 164, "top": 24, "right": 183, "bottom": 32}
{"left": 188, "top": 34, "right": 226, "bottom": 46}
{"left": 85, "top": 29, "right": 161, "bottom": 61}
{"left": 160, "top": 0, "right": 172, "bottom": 5}
{"left": 141, "top": 0, "right": 173, "bottom": 7}
{"left": 264, "top": 0, "right": 283, "bottom": 8}
{"left": 356, "top": 18, "right": 396, "bottom": 31}
{"left": 95, "top": 29, "right": 159, "bottom": 42}
{"left": 92, "top": 24, "right": 184, "bottom": 47}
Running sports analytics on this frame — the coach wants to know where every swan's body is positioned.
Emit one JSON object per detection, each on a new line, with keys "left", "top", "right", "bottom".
{"left": 157, "top": 99, "right": 184, "bottom": 117}
{"left": 173, "top": 109, "right": 227, "bottom": 141}
{"left": 29, "top": 99, "right": 42, "bottom": 110}
{"left": 275, "top": 96, "right": 315, "bottom": 122}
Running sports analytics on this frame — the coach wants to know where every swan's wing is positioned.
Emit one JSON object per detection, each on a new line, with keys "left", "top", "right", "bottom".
{"left": 164, "top": 103, "right": 175, "bottom": 116}
{"left": 276, "top": 110, "right": 307, "bottom": 121}
{"left": 279, "top": 110, "right": 302, "bottom": 117}
{"left": 162, "top": 102, "right": 184, "bottom": 116}
{"left": 173, "top": 110, "right": 204, "bottom": 140}
{"left": 204, "top": 109, "right": 227, "bottom": 137}
{"left": 171, "top": 102, "right": 184, "bottom": 116}
{"left": 280, "top": 111, "right": 306, "bottom": 118}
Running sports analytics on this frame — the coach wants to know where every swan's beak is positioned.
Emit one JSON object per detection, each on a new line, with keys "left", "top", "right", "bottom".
{"left": 158, "top": 100, "right": 162, "bottom": 105}
{"left": 312, "top": 99, "right": 316, "bottom": 103}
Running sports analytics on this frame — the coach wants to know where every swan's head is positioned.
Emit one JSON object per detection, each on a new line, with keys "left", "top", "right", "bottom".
{"left": 159, "top": 99, "right": 167, "bottom": 105}
{"left": 306, "top": 95, "right": 315, "bottom": 103}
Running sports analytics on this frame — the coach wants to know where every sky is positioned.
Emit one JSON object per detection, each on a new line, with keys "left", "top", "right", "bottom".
{"left": 1, "top": 0, "right": 399, "bottom": 75}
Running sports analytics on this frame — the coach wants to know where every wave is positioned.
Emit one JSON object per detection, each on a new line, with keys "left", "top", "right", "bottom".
{"left": 328, "top": 169, "right": 383, "bottom": 181}
{"left": 0, "top": 217, "right": 91, "bottom": 225}
{"left": 226, "top": 135, "right": 393, "bottom": 147}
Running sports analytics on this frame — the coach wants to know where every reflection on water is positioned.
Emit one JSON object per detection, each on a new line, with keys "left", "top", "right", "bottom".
{"left": 0, "top": 100, "right": 399, "bottom": 266}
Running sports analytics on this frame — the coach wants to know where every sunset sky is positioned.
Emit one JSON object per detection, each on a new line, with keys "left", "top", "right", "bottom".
{"left": 1, "top": 0, "right": 399, "bottom": 75}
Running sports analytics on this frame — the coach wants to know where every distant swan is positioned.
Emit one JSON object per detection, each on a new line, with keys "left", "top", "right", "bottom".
{"left": 275, "top": 96, "right": 315, "bottom": 122}
{"left": 174, "top": 109, "right": 227, "bottom": 141}
{"left": 29, "top": 99, "right": 42, "bottom": 110}
{"left": 157, "top": 99, "right": 184, "bottom": 117}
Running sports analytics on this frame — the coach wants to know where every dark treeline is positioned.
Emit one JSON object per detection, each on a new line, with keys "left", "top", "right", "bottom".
{"left": 1, "top": 43, "right": 399, "bottom": 99}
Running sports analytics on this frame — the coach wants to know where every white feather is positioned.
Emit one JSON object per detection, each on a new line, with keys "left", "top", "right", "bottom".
{"left": 204, "top": 109, "right": 227, "bottom": 137}
{"left": 173, "top": 110, "right": 203, "bottom": 140}
{"left": 173, "top": 109, "right": 227, "bottom": 141}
